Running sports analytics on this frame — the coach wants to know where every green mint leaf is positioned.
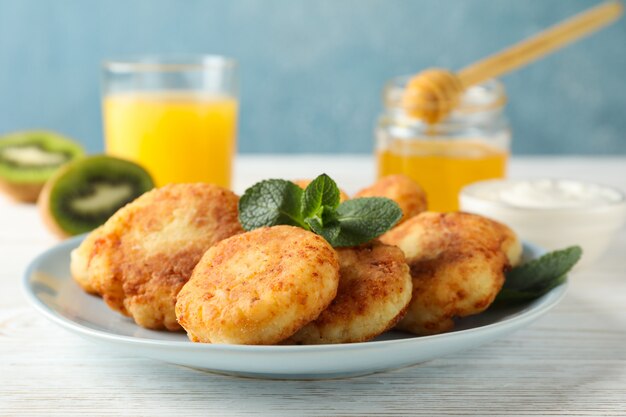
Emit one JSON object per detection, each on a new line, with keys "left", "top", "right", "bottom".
{"left": 328, "top": 197, "right": 402, "bottom": 247}
{"left": 238, "top": 179, "right": 307, "bottom": 231}
{"left": 505, "top": 246, "right": 581, "bottom": 291}
{"left": 308, "top": 217, "right": 341, "bottom": 243}
{"left": 304, "top": 205, "right": 338, "bottom": 231}
{"left": 495, "top": 246, "right": 581, "bottom": 303}
{"left": 239, "top": 175, "right": 402, "bottom": 248}
{"left": 301, "top": 174, "right": 341, "bottom": 219}
{"left": 496, "top": 274, "right": 567, "bottom": 303}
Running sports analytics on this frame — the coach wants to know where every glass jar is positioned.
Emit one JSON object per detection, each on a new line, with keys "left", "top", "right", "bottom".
{"left": 376, "top": 76, "right": 511, "bottom": 211}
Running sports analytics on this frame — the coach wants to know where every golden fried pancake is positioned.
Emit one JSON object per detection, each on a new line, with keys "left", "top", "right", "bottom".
{"left": 175, "top": 226, "right": 340, "bottom": 345}
{"left": 70, "top": 183, "right": 243, "bottom": 331}
{"left": 355, "top": 175, "right": 427, "bottom": 223}
{"left": 287, "top": 241, "right": 412, "bottom": 344}
{"left": 70, "top": 225, "right": 105, "bottom": 295}
{"left": 381, "top": 212, "right": 521, "bottom": 335}
{"left": 292, "top": 179, "right": 350, "bottom": 202}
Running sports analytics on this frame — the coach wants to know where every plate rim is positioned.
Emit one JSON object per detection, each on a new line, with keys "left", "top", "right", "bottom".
{"left": 22, "top": 235, "right": 568, "bottom": 354}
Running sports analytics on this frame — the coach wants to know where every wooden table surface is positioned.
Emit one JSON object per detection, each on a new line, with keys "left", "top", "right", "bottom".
{"left": 1, "top": 155, "right": 625, "bottom": 417}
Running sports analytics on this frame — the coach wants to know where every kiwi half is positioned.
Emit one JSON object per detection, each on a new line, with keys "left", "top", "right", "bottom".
{"left": 38, "top": 155, "right": 154, "bottom": 238}
{"left": 0, "top": 131, "right": 84, "bottom": 202}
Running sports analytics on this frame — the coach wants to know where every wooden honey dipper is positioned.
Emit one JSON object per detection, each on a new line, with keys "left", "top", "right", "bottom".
{"left": 403, "top": 1, "right": 623, "bottom": 124}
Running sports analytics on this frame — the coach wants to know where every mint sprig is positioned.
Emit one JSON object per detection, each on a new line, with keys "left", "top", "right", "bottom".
{"left": 238, "top": 179, "right": 306, "bottom": 229}
{"left": 496, "top": 246, "right": 582, "bottom": 303}
{"left": 238, "top": 174, "right": 402, "bottom": 247}
{"left": 301, "top": 174, "right": 340, "bottom": 219}
{"left": 330, "top": 198, "right": 403, "bottom": 247}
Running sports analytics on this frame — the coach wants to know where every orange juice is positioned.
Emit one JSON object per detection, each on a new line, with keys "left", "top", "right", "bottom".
{"left": 378, "top": 140, "right": 507, "bottom": 211}
{"left": 103, "top": 91, "right": 237, "bottom": 188}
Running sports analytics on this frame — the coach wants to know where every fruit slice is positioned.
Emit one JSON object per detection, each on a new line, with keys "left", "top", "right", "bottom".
{"left": 38, "top": 155, "right": 155, "bottom": 238}
{"left": 0, "top": 131, "right": 84, "bottom": 202}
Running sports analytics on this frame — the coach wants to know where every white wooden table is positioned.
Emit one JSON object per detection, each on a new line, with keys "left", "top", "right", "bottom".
{"left": 1, "top": 155, "right": 625, "bottom": 417}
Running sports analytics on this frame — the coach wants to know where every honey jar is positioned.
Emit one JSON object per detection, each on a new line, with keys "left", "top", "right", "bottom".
{"left": 376, "top": 76, "right": 511, "bottom": 211}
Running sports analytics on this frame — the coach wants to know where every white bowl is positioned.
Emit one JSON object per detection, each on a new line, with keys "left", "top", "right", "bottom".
{"left": 459, "top": 179, "right": 626, "bottom": 269}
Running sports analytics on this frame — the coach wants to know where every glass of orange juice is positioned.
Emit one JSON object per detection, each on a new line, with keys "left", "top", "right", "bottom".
{"left": 376, "top": 77, "right": 511, "bottom": 212}
{"left": 102, "top": 56, "right": 238, "bottom": 188}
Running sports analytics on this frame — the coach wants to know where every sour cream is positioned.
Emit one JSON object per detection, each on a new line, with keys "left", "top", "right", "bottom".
{"left": 459, "top": 179, "right": 626, "bottom": 269}
{"left": 464, "top": 179, "right": 623, "bottom": 209}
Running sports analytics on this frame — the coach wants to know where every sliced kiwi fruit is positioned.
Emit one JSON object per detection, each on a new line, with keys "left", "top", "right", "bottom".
{"left": 38, "top": 155, "right": 155, "bottom": 238}
{"left": 0, "top": 131, "right": 84, "bottom": 202}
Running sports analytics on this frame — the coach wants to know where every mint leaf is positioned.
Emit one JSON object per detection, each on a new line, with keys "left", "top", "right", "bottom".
{"left": 308, "top": 218, "right": 341, "bottom": 243}
{"left": 505, "top": 246, "right": 581, "bottom": 291}
{"left": 497, "top": 274, "right": 568, "bottom": 303}
{"left": 238, "top": 179, "right": 306, "bottom": 231}
{"left": 301, "top": 174, "right": 340, "bottom": 219}
{"left": 304, "top": 204, "right": 338, "bottom": 231}
{"left": 495, "top": 246, "right": 581, "bottom": 303}
{"left": 329, "top": 197, "right": 402, "bottom": 247}
{"left": 238, "top": 176, "right": 403, "bottom": 248}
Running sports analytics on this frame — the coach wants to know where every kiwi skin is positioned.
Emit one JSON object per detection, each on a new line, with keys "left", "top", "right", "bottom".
{"left": 0, "top": 181, "right": 43, "bottom": 203}
{"left": 0, "top": 131, "right": 84, "bottom": 203}
{"left": 38, "top": 155, "right": 155, "bottom": 239}
{"left": 38, "top": 179, "right": 70, "bottom": 239}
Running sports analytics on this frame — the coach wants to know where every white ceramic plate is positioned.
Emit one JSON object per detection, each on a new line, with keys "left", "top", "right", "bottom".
{"left": 23, "top": 236, "right": 566, "bottom": 379}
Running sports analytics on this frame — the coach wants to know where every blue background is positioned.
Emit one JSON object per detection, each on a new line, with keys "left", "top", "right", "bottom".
{"left": 0, "top": 0, "right": 624, "bottom": 155}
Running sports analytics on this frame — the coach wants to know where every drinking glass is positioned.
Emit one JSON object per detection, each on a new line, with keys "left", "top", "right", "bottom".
{"left": 102, "top": 55, "right": 238, "bottom": 188}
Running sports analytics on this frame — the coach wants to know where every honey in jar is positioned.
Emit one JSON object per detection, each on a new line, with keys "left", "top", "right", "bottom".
{"left": 376, "top": 77, "right": 510, "bottom": 212}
